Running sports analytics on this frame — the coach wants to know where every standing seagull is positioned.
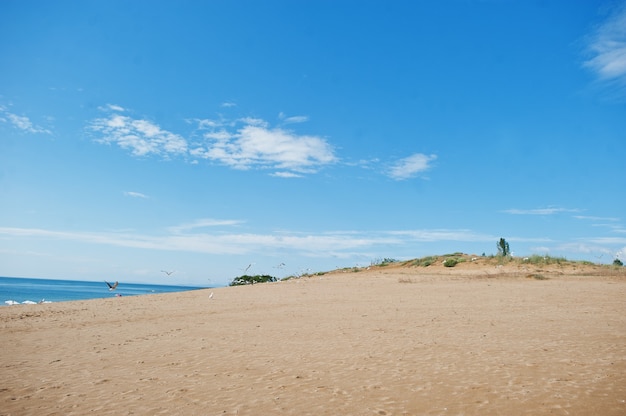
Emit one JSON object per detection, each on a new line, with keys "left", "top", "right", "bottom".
{"left": 161, "top": 270, "right": 175, "bottom": 276}
{"left": 105, "top": 281, "right": 119, "bottom": 291}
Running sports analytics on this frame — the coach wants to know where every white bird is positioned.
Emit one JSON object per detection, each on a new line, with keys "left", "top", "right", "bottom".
{"left": 209, "top": 292, "right": 214, "bottom": 299}
{"left": 105, "top": 281, "right": 119, "bottom": 291}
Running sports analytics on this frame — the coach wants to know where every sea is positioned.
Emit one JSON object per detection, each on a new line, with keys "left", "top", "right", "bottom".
{"left": 0, "top": 276, "right": 207, "bottom": 305}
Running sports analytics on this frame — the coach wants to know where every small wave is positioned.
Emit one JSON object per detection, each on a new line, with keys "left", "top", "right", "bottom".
{"left": 4, "top": 299, "right": 53, "bottom": 305}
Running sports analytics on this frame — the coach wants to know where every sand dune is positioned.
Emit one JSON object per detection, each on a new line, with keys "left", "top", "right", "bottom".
{"left": 2, "top": 261, "right": 625, "bottom": 415}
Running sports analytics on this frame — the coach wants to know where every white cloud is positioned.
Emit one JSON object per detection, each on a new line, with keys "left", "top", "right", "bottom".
{"left": 124, "top": 191, "right": 149, "bottom": 199}
{"left": 0, "top": 106, "right": 52, "bottom": 134}
{"left": 584, "top": 4, "right": 626, "bottom": 85}
{"left": 194, "top": 118, "right": 337, "bottom": 173}
{"left": 89, "top": 111, "right": 188, "bottom": 157}
{"left": 387, "top": 153, "right": 437, "bottom": 180}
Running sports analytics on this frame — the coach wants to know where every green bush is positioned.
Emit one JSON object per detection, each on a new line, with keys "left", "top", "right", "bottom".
{"left": 443, "top": 258, "right": 458, "bottom": 267}
{"left": 614, "top": 259, "right": 624, "bottom": 267}
{"left": 230, "top": 274, "right": 277, "bottom": 286}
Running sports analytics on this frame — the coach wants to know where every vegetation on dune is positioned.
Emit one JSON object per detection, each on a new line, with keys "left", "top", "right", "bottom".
{"left": 443, "top": 258, "right": 459, "bottom": 267}
{"left": 230, "top": 274, "right": 277, "bottom": 286}
{"left": 411, "top": 256, "right": 437, "bottom": 267}
{"left": 523, "top": 254, "right": 568, "bottom": 265}
{"left": 229, "top": 250, "right": 622, "bottom": 285}
{"left": 371, "top": 258, "right": 400, "bottom": 267}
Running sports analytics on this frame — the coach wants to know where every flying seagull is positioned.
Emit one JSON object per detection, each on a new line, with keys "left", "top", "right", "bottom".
{"left": 244, "top": 263, "right": 253, "bottom": 273}
{"left": 105, "top": 281, "right": 119, "bottom": 291}
{"left": 161, "top": 270, "right": 175, "bottom": 276}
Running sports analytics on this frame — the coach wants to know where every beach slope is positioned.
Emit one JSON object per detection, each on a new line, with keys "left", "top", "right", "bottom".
{"left": 2, "top": 260, "right": 625, "bottom": 415}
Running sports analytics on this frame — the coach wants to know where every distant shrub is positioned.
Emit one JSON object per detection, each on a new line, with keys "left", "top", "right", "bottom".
{"left": 230, "top": 274, "right": 277, "bottom": 286}
{"left": 371, "top": 257, "right": 399, "bottom": 266}
{"left": 413, "top": 256, "right": 436, "bottom": 267}
{"left": 614, "top": 259, "right": 624, "bottom": 267}
{"left": 443, "top": 258, "right": 458, "bottom": 267}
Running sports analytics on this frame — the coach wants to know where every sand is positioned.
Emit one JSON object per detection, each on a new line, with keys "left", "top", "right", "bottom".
{"left": 1, "top": 260, "right": 625, "bottom": 415}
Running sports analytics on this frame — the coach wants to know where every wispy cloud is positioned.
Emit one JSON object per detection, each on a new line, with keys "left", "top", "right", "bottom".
{"left": 586, "top": 236, "right": 626, "bottom": 245}
{"left": 389, "top": 229, "right": 495, "bottom": 242}
{"left": 168, "top": 218, "right": 245, "bottom": 234}
{"left": 278, "top": 112, "right": 309, "bottom": 124}
{"left": 124, "top": 191, "right": 149, "bottom": 199}
{"left": 573, "top": 215, "right": 620, "bottom": 222}
{"left": 584, "top": 3, "right": 626, "bottom": 88}
{"left": 192, "top": 117, "right": 337, "bottom": 174}
{"left": 99, "top": 104, "right": 126, "bottom": 112}
{"left": 0, "top": 224, "right": 518, "bottom": 257}
{"left": 89, "top": 106, "right": 188, "bottom": 157}
{"left": 387, "top": 153, "right": 437, "bottom": 180}
{"left": 0, "top": 106, "right": 52, "bottom": 134}
{"left": 502, "top": 207, "right": 581, "bottom": 215}
{"left": 271, "top": 171, "right": 303, "bottom": 178}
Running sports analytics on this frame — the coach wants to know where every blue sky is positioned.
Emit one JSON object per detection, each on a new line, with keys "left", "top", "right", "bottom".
{"left": 1, "top": 0, "right": 625, "bottom": 286}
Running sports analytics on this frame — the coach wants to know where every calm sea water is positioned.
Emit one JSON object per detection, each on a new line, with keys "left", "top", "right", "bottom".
{"left": 0, "top": 276, "right": 206, "bottom": 305}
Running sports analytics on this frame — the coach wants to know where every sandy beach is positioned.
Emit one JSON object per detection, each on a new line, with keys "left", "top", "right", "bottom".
{"left": 2, "top": 259, "right": 625, "bottom": 415}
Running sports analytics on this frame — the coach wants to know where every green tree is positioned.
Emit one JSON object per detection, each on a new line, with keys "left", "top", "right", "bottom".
{"left": 497, "top": 238, "right": 510, "bottom": 257}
